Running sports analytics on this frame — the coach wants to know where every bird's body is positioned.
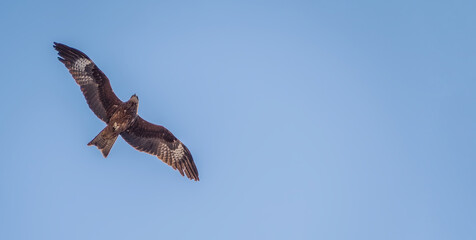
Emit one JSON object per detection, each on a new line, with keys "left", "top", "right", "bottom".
{"left": 88, "top": 95, "right": 138, "bottom": 158}
{"left": 54, "top": 42, "right": 199, "bottom": 181}
{"left": 108, "top": 97, "right": 138, "bottom": 133}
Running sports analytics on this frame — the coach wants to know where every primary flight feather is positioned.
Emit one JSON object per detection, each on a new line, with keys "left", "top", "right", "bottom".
{"left": 54, "top": 42, "right": 199, "bottom": 181}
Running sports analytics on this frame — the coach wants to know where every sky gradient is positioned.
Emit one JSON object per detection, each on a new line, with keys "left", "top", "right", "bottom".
{"left": 1, "top": 1, "right": 475, "bottom": 239}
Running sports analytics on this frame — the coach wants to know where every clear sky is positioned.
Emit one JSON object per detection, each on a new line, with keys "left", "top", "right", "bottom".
{"left": 1, "top": 0, "right": 475, "bottom": 239}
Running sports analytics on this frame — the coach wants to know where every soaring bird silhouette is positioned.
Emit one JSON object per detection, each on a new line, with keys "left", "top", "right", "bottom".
{"left": 54, "top": 42, "right": 199, "bottom": 181}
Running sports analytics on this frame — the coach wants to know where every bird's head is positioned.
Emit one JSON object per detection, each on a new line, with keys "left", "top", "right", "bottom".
{"left": 127, "top": 94, "right": 139, "bottom": 115}
{"left": 129, "top": 94, "right": 139, "bottom": 104}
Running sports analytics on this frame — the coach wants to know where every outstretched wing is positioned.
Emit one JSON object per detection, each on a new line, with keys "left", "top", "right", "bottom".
{"left": 121, "top": 116, "right": 199, "bottom": 181}
{"left": 54, "top": 42, "right": 122, "bottom": 123}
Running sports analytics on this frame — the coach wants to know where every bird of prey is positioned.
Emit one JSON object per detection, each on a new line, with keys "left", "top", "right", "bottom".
{"left": 54, "top": 42, "right": 199, "bottom": 181}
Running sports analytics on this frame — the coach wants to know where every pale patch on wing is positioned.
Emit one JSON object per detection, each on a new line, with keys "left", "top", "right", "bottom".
{"left": 171, "top": 143, "right": 185, "bottom": 163}
{"left": 72, "top": 59, "right": 95, "bottom": 85}
{"left": 73, "top": 58, "right": 92, "bottom": 71}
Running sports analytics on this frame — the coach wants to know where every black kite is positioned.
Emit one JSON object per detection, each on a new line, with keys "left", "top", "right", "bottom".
{"left": 54, "top": 42, "right": 199, "bottom": 181}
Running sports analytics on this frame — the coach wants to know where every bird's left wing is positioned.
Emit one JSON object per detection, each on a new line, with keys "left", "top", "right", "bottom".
{"left": 121, "top": 116, "right": 199, "bottom": 181}
{"left": 54, "top": 42, "right": 122, "bottom": 123}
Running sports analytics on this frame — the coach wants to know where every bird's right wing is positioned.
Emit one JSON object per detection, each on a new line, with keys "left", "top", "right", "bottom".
{"left": 54, "top": 42, "right": 123, "bottom": 123}
{"left": 121, "top": 116, "right": 199, "bottom": 181}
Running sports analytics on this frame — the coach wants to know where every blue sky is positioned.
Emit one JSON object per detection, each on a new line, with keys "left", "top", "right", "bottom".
{"left": 1, "top": 0, "right": 475, "bottom": 239}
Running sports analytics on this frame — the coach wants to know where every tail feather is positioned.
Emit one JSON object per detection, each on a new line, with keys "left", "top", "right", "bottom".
{"left": 88, "top": 127, "right": 118, "bottom": 158}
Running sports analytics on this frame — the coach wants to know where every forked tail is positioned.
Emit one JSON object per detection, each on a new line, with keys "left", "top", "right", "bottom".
{"left": 87, "top": 126, "right": 118, "bottom": 158}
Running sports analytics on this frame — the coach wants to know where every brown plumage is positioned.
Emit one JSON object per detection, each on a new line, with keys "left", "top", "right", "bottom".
{"left": 54, "top": 42, "right": 199, "bottom": 181}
